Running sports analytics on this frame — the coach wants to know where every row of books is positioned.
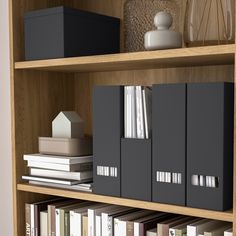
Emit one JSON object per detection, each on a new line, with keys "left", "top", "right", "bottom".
{"left": 22, "top": 153, "right": 93, "bottom": 192}
{"left": 124, "top": 86, "right": 152, "bottom": 139}
{"left": 25, "top": 198, "right": 233, "bottom": 236}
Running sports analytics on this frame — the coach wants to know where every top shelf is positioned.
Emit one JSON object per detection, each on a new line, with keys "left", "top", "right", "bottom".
{"left": 15, "top": 45, "right": 235, "bottom": 73}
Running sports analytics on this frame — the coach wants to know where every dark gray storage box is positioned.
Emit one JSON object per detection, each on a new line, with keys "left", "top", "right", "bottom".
{"left": 24, "top": 6, "right": 120, "bottom": 60}
{"left": 187, "top": 82, "right": 234, "bottom": 211}
{"left": 121, "top": 138, "right": 152, "bottom": 201}
{"left": 152, "top": 84, "right": 186, "bottom": 206}
{"left": 93, "top": 86, "right": 123, "bottom": 197}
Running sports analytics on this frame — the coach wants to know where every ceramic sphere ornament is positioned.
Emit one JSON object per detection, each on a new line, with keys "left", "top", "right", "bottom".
{"left": 144, "top": 11, "right": 182, "bottom": 50}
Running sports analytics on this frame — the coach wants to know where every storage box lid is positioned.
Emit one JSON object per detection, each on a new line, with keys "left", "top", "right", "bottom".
{"left": 24, "top": 6, "right": 120, "bottom": 24}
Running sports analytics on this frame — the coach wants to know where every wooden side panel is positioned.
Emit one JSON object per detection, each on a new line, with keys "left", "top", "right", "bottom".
{"left": 12, "top": 71, "right": 75, "bottom": 236}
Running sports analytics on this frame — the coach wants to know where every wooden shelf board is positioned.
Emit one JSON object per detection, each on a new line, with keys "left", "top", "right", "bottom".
{"left": 15, "top": 45, "right": 235, "bottom": 73}
{"left": 17, "top": 183, "right": 233, "bottom": 222}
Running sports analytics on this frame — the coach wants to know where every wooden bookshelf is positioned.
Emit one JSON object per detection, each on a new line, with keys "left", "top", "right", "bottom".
{"left": 17, "top": 183, "right": 234, "bottom": 222}
{"left": 9, "top": 1, "right": 236, "bottom": 236}
{"left": 14, "top": 45, "right": 234, "bottom": 72}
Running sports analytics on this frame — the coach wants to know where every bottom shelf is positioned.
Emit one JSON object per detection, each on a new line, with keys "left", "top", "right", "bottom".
{"left": 17, "top": 183, "right": 233, "bottom": 222}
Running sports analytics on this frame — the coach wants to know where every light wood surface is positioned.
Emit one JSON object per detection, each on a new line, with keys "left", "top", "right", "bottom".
{"left": 17, "top": 183, "right": 233, "bottom": 222}
{"left": 15, "top": 45, "right": 235, "bottom": 72}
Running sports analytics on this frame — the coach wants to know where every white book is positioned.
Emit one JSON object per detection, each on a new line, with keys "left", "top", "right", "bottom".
{"left": 27, "top": 160, "right": 92, "bottom": 172}
{"left": 224, "top": 228, "right": 233, "bottom": 236}
{"left": 187, "top": 219, "right": 220, "bottom": 236}
{"left": 29, "top": 180, "right": 93, "bottom": 192}
{"left": 147, "top": 228, "right": 157, "bottom": 236}
{"left": 102, "top": 207, "right": 134, "bottom": 236}
{"left": 131, "top": 86, "right": 137, "bottom": 138}
{"left": 126, "top": 86, "right": 132, "bottom": 138}
{"left": 96, "top": 215, "right": 101, "bottom": 236}
{"left": 30, "top": 168, "right": 92, "bottom": 181}
{"left": 142, "top": 87, "right": 152, "bottom": 139}
{"left": 55, "top": 208, "right": 61, "bottom": 236}
{"left": 88, "top": 204, "right": 107, "bottom": 236}
{"left": 24, "top": 154, "right": 93, "bottom": 164}
{"left": 114, "top": 210, "right": 152, "bottom": 236}
{"left": 22, "top": 175, "right": 86, "bottom": 185}
{"left": 40, "top": 211, "right": 48, "bottom": 236}
{"left": 70, "top": 210, "right": 77, "bottom": 236}
{"left": 136, "top": 86, "right": 145, "bottom": 139}
{"left": 124, "top": 86, "right": 128, "bottom": 138}
{"left": 31, "top": 204, "right": 35, "bottom": 236}
{"left": 169, "top": 218, "right": 200, "bottom": 236}
{"left": 70, "top": 203, "right": 97, "bottom": 236}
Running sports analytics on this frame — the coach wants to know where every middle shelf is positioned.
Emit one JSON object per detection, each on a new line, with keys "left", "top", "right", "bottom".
{"left": 17, "top": 183, "right": 233, "bottom": 222}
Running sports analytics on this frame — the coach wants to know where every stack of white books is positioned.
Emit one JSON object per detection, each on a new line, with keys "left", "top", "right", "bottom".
{"left": 22, "top": 153, "right": 93, "bottom": 192}
{"left": 124, "top": 86, "right": 152, "bottom": 139}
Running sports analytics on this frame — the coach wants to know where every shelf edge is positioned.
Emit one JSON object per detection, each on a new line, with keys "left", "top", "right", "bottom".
{"left": 17, "top": 183, "right": 233, "bottom": 222}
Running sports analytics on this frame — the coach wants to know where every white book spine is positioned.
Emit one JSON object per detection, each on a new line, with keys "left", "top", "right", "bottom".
{"left": 70, "top": 211, "right": 78, "bottom": 236}
{"left": 119, "top": 221, "right": 127, "bottom": 236}
{"left": 136, "top": 86, "right": 143, "bottom": 139}
{"left": 134, "top": 222, "right": 139, "bottom": 236}
{"left": 224, "top": 231, "right": 233, "bottom": 236}
{"left": 55, "top": 209, "right": 60, "bottom": 236}
{"left": 127, "top": 87, "right": 132, "bottom": 138}
{"left": 131, "top": 86, "right": 137, "bottom": 138}
{"left": 114, "top": 219, "right": 120, "bottom": 236}
{"left": 101, "top": 213, "right": 108, "bottom": 236}
{"left": 40, "top": 212, "right": 48, "bottom": 236}
{"left": 88, "top": 209, "right": 95, "bottom": 236}
{"left": 31, "top": 205, "right": 35, "bottom": 236}
{"left": 107, "top": 216, "right": 113, "bottom": 236}
{"left": 96, "top": 215, "right": 101, "bottom": 236}
{"left": 187, "top": 225, "right": 197, "bottom": 236}
{"left": 142, "top": 88, "right": 148, "bottom": 139}
{"left": 169, "top": 228, "right": 176, "bottom": 236}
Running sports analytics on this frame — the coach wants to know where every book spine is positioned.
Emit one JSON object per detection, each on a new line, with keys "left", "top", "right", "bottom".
{"left": 31, "top": 204, "right": 35, "bottom": 236}
{"left": 101, "top": 213, "right": 108, "bottom": 236}
{"left": 65, "top": 212, "right": 70, "bottom": 236}
{"left": 51, "top": 206, "right": 56, "bottom": 236}
{"left": 82, "top": 216, "right": 88, "bottom": 236}
{"left": 55, "top": 209, "right": 60, "bottom": 236}
{"left": 95, "top": 215, "right": 101, "bottom": 236}
{"left": 126, "top": 221, "right": 134, "bottom": 236}
{"left": 133, "top": 222, "right": 139, "bottom": 236}
{"left": 25, "top": 203, "right": 31, "bottom": 236}
{"left": 88, "top": 209, "right": 94, "bottom": 236}
{"left": 35, "top": 205, "right": 39, "bottom": 236}
{"left": 70, "top": 211, "right": 74, "bottom": 236}
{"left": 114, "top": 219, "right": 119, "bottom": 236}
{"left": 107, "top": 216, "right": 113, "bottom": 236}
{"left": 169, "top": 228, "right": 176, "bottom": 236}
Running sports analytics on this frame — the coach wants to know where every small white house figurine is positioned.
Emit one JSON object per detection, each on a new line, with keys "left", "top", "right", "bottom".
{"left": 144, "top": 11, "right": 182, "bottom": 50}
{"left": 52, "top": 111, "right": 84, "bottom": 138}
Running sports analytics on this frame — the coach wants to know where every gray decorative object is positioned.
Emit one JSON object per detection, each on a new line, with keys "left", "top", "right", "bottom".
{"left": 123, "top": 0, "right": 184, "bottom": 52}
{"left": 144, "top": 11, "right": 182, "bottom": 50}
